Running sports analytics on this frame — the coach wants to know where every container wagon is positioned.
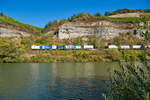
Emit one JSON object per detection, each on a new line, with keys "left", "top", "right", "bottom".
{"left": 84, "top": 45, "right": 94, "bottom": 49}
{"left": 39, "top": 45, "right": 52, "bottom": 50}
{"left": 65, "top": 45, "right": 76, "bottom": 50}
{"left": 120, "top": 45, "right": 130, "bottom": 49}
{"left": 52, "top": 45, "right": 57, "bottom": 50}
{"left": 108, "top": 45, "right": 118, "bottom": 49}
{"left": 44, "top": 45, "right": 53, "bottom": 50}
{"left": 57, "top": 45, "right": 66, "bottom": 50}
{"left": 65, "top": 45, "right": 82, "bottom": 50}
{"left": 31, "top": 45, "right": 40, "bottom": 50}
{"left": 75, "top": 45, "right": 82, "bottom": 50}
{"left": 132, "top": 45, "right": 142, "bottom": 49}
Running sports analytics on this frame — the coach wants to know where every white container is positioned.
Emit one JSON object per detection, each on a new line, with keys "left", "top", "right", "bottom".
{"left": 84, "top": 45, "right": 94, "bottom": 49}
{"left": 52, "top": 45, "right": 57, "bottom": 49}
{"left": 133, "top": 45, "right": 141, "bottom": 49}
{"left": 108, "top": 45, "right": 118, "bottom": 49}
{"left": 76, "top": 45, "right": 82, "bottom": 49}
{"left": 65, "top": 45, "right": 73, "bottom": 49}
{"left": 65, "top": 45, "right": 69, "bottom": 49}
{"left": 31, "top": 45, "right": 40, "bottom": 50}
{"left": 120, "top": 45, "right": 130, "bottom": 49}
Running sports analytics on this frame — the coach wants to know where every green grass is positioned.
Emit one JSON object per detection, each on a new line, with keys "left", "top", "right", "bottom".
{"left": 106, "top": 17, "right": 141, "bottom": 23}
{"left": 0, "top": 14, "right": 42, "bottom": 34}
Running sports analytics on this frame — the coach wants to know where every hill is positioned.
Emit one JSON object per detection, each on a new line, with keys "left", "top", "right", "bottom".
{"left": 0, "top": 13, "right": 42, "bottom": 37}
{"left": 105, "top": 9, "right": 150, "bottom": 16}
{"left": 43, "top": 10, "right": 150, "bottom": 39}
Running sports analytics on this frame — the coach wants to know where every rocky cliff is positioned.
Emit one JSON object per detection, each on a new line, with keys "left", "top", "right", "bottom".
{"left": 0, "top": 14, "right": 41, "bottom": 37}
{"left": 0, "top": 23, "right": 30, "bottom": 37}
{"left": 57, "top": 20, "right": 135, "bottom": 39}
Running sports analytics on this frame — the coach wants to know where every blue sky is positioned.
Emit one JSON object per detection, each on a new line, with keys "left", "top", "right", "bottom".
{"left": 1, "top": 0, "right": 150, "bottom": 28}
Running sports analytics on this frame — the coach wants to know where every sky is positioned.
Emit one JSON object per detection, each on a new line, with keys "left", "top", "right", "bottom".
{"left": 0, "top": 0, "right": 150, "bottom": 28}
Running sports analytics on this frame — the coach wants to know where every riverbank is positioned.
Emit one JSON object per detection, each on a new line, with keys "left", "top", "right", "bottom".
{"left": 12, "top": 49, "right": 148, "bottom": 63}
{"left": 0, "top": 37, "right": 150, "bottom": 63}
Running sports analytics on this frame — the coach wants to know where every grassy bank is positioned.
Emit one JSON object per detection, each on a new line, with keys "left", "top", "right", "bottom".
{"left": 0, "top": 34, "right": 150, "bottom": 63}
{"left": 0, "top": 40, "right": 148, "bottom": 63}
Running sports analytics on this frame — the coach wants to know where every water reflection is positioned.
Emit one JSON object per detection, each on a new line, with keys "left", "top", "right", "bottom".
{"left": 0, "top": 62, "right": 118, "bottom": 100}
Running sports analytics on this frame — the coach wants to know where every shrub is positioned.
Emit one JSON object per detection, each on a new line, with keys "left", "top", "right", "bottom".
{"left": 103, "top": 58, "right": 150, "bottom": 100}
{"left": 122, "top": 50, "right": 142, "bottom": 61}
{"left": 106, "top": 49, "right": 122, "bottom": 61}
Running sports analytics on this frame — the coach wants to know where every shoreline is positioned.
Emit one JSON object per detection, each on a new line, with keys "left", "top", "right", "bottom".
{"left": 0, "top": 49, "right": 147, "bottom": 63}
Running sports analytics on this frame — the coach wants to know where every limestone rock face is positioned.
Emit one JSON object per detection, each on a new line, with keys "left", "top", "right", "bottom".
{"left": 0, "top": 27, "right": 30, "bottom": 37}
{"left": 58, "top": 21, "right": 134, "bottom": 39}
{"left": 0, "top": 24, "right": 30, "bottom": 37}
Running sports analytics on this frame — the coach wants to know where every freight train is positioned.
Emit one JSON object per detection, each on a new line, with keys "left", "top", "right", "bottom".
{"left": 108, "top": 45, "right": 145, "bottom": 49}
{"left": 31, "top": 45, "right": 94, "bottom": 50}
{"left": 31, "top": 44, "right": 148, "bottom": 50}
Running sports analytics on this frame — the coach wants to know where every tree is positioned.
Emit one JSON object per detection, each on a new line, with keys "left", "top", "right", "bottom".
{"left": 70, "top": 14, "right": 77, "bottom": 22}
{"left": 0, "top": 12, "right": 3, "bottom": 16}
{"left": 71, "top": 13, "right": 91, "bottom": 22}
{"left": 94, "top": 13, "right": 101, "bottom": 17}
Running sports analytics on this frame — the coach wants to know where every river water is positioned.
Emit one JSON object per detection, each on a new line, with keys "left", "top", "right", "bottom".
{"left": 0, "top": 63, "right": 118, "bottom": 100}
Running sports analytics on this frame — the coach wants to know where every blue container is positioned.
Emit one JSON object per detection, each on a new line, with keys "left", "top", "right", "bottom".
{"left": 44, "top": 45, "right": 52, "bottom": 49}
{"left": 70, "top": 45, "right": 76, "bottom": 49}
{"left": 40, "top": 45, "right": 52, "bottom": 50}
{"left": 40, "top": 46, "right": 44, "bottom": 50}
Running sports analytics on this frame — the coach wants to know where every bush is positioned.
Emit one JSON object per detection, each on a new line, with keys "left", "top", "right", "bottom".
{"left": 72, "top": 51, "right": 90, "bottom": 62}
{"left": 0, "top": 38, "right": 24, "bottom": 63}
{"left": 31, "top": 54, "right": 52, "bottom": 63}
{"left": 106, "top": 49, "right": 122, "bottom": 61}
{"left": 122, "top": 50, "right": 142, "bottom": 61}
{"left": 103, "top": 58, "right": 150, "bottom": 100}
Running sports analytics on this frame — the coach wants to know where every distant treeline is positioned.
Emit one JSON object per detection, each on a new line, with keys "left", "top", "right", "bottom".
{"left": 105, "top": 9, "right": 150, "bottom": 16}
{"left": 44, "top": 13, "right": 103, "bottom": 32}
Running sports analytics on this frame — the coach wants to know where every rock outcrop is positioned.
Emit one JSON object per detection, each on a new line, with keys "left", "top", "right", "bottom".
{"left": 57, "top": 21, "right": 134, "bottom": 39}
{"left": 0, "top": 23, "right": 30, "bottom": 37}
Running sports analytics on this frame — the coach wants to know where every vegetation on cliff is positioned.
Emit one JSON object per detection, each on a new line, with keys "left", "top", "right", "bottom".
{"left": 0, "top": 33, "right": 150, "bottom": 63}
{"left": 0, "top": 13, "right": 42, "bottom": 35}
{"left": 44, "top": 10, "right": 150, "bottom": 33}
{"left": 0, "top": 9, "right": 150, "bottom": 63}
{"left": 105, "top": 9, "right": 150, "bottom": 16}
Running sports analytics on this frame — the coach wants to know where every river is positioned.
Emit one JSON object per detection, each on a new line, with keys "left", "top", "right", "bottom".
{"left": 0, "top": 62, "right": 118, "bottom": 100}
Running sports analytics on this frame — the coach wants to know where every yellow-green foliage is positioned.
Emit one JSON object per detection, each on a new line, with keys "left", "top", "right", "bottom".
{"left": 122, "top": 50, "right": 142, "bottom": 61}
{"left": 0, "top": 36, "right": 147, "bottom": 63}
{"left": 71, "top": 37, "right": 84, "bottom": 45}
{"left": 0, "top": 38, "right": 24, "bottom": 63}
{"left": 105, "top": 9, "right": 150, "bottom": 16}
{"left": 0, "top": 14, "right": 42, "bottom": 34}
{"left": 72, "top": 50, "right": 90, "bottom": 62}
{"left": 87, "top": 36, "right": 106, "bottom": 49}
{"left": 106, "top": 49, "right": 122, "bottom": 61}
{"left": 103, "top": 59, "right": 150, "bottom": 100}
{"left": 31, "top": 54, "right": 52, "bottom": 63}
